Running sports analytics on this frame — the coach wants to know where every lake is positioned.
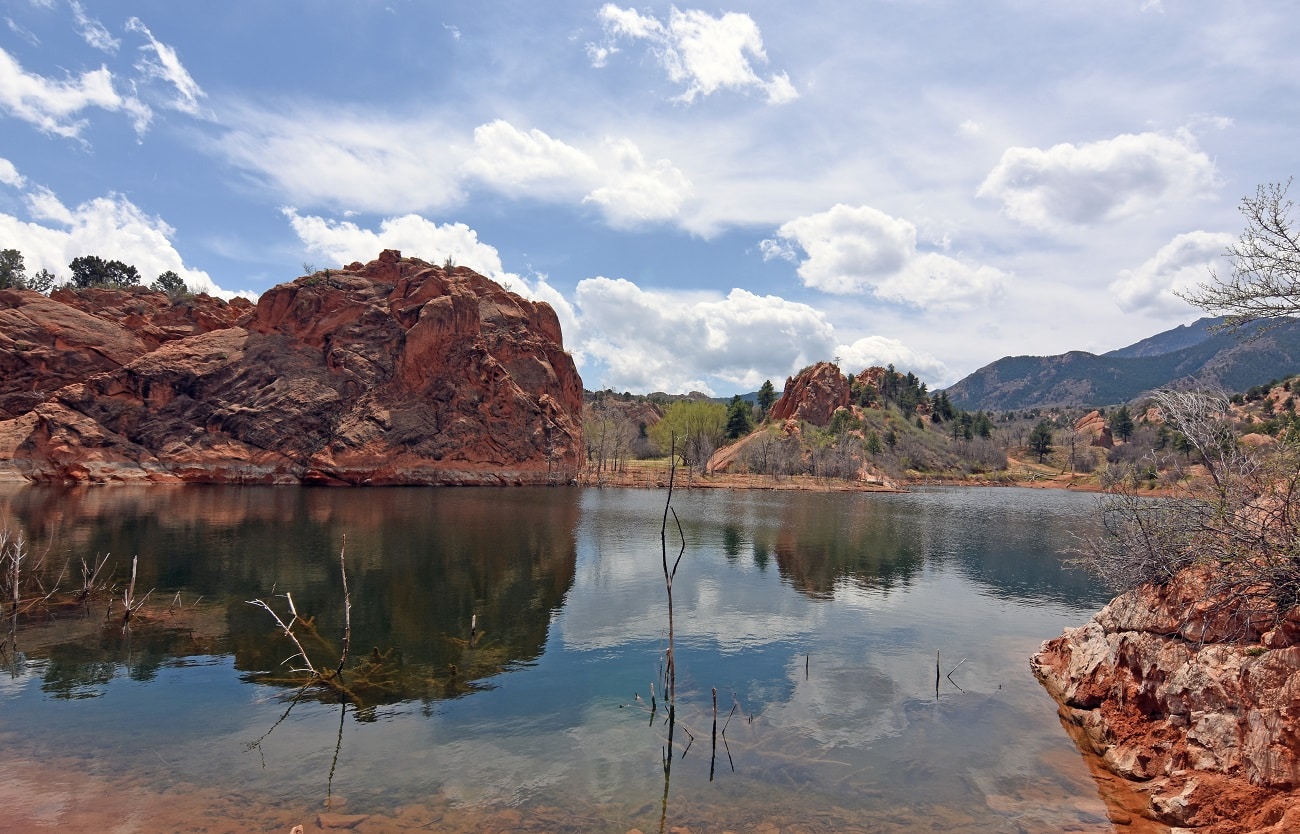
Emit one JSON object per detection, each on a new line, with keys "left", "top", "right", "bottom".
{"left": 0, "top": 484, "right": 1127, "bottom": 833}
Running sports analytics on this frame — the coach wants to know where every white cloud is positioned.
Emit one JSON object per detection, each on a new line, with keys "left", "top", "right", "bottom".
{"left": 463, "top": 120, "right": 598, "bottom": 197}
{"left": 222, "top": 114, "right": 691, "bottom": 228}
{"left": 593, "top": 4, "right": 797, "bottom": 104}
{"left": 835, "top": 335, "right": 949, "bottom": 383}
{"left": 957, "top": 119, "right": 981, "bottom": 137}
{"left": 573, "top": 277, "right": 836, "bottom": 394}
{"left": 580, "top": 136, "right": 693, "bottom": 226}
{"left": 69, "top": 0, "right": 119, "bottom": 53}
{"left": 0, "top": 46, "right": 150, "bottom": 137}
{"left": 280, "top": 209, "right": 945, "bottom": 393}
{"left": 6, "top": 17, "right": 41, "bottom": 47}
{"left": 126, "top": 17, "right": 205, "bottom": 116}
{"left": 1109, "top": 230, "right": 1233, "bottom": 317}
{"left": 217, "top": 109, "right": 468, "bottom": 214}
{"left": 282, "top": 208, "right": 512, "bottom": 279}
{"left": 977, "top": 131, "right": 1218, "bottom": 229}
{"left": 0, "top": 185, "right": 241, "bottom": 299}
{"left": 0, "top": 157, "right": 24, "bottom": 188}
{"left": 764, "top": 204, "right": 1006, "bottom": 309}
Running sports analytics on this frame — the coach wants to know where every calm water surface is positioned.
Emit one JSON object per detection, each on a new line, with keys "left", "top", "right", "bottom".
{"left": 0, "top": 485, "right": 1122, "bottom": 832}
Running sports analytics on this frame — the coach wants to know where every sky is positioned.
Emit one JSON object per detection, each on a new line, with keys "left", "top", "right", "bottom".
{"left": 2, "top": 1, "right": 1298, "bottom": 396}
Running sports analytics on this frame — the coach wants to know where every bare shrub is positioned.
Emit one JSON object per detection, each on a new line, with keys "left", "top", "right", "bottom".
{"left": 1078, "top": 389, "right": 1300, "bottom": 627}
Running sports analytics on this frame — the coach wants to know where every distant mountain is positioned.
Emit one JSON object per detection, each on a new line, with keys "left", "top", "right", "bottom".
{"left": 942, "top": 318, "right": 1300, "bottom": 411}
{"left": 1102, "top": 316, "right": 1225, "bottom": 359}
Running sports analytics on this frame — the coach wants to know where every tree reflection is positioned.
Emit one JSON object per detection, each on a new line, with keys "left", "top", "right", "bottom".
{"left": 0, "top": 485, "right": 579, "bottom": 707}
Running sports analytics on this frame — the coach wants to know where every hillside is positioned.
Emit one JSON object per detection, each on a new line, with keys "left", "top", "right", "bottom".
{"left": 943, "top": 317, "right": 1300, "bottom": 411}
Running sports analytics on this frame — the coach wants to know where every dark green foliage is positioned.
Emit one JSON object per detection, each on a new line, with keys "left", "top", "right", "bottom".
{"left": 827, "top": 408, "right": 859, "bottom": 435}
{"left": 27, "top": 268, "right": 55, "bottom": 293}
{"left": 725, "top": 395, "right": 755, "bottom": 439}
{"left": 1028, "top": 421, "right": 1054, "bottom": 462}
{"left": 69, "top": 255, "right": 141, "bottom": 289}
{"left": 0, "top": 248, "right": 24, "bottom": 289}
{"left": 1108, "top": 405, "right": 1135, "bottom": 441}
{"left": 0, "top": 249, "right": 55, "bottom": 293}
{"left": 151, "top": 269, "right": 188, "bottom": 296}
{"left": 757, "top": 379, "right": 777, "bottom": 416}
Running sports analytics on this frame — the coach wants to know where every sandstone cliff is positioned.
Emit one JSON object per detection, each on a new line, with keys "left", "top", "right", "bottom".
{"left": 1033, "top": 568, "right": 1300, "bottom": 833}
{"left": 0, "top": 251, "right": 583, "bottom": 485}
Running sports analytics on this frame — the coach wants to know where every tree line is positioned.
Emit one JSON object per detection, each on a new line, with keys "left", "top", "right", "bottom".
{"left": 0, "top": 248, "right": 189, "bottom": 296}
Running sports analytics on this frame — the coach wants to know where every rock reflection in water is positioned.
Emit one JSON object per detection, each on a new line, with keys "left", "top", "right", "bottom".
{"left": 0, "top": 484, "right": 578, "bottom": 706}
{"left": 0, "top": 484, "right": 1140, "bottom": 833}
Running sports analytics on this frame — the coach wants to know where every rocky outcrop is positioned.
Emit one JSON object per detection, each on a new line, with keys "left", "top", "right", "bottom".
{"left": 768, "top": 362, "right": 851, "bottom": 426}
{"left": 0, "top": 287, "right": 249, "bottom": 421}
{"left": 1074, "top": 410, "right": 1114, "bottom": 448}
{"left": 0, "top": 251, "right": 583, "bottom": 485}
{"left": 1033, "top": 568, "right": 1300, "bottom": 832}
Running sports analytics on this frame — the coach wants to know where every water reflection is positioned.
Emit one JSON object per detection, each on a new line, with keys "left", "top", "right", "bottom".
{"left": 0, "top": 484, "right": 1125, "bottom": 833}
{"left": 0, "top": 485, "right": 579, "bottom": 705}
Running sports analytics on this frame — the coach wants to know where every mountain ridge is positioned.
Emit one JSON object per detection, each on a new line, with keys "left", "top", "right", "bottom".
{"left": 943, "top": 317, "right": 1300, "bottom": 411}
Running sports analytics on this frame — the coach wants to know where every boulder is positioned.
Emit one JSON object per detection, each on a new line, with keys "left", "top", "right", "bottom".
{"left": 1033, "top": 568, "right": 1300, "bottom": 832}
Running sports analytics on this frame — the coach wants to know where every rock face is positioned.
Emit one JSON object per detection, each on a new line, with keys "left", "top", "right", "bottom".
{"left": 1033, "top": 568, "right": 1300, "bottom": 833}
{"left": 768, "top": 361, "right": 851, "bottom": 426}
{"left": 0, "top": 287, "right": 250, "bottom": 421}
{"left": 1073, "top": 410, "right": 1114, "bottom": 448}
{"left": 0, "top": 251, "right": 584, "bottom": 485}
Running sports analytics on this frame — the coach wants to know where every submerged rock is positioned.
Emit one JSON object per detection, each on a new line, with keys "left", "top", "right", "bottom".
{"left": 0, "top": 251, "right": 583, "bottom": 485}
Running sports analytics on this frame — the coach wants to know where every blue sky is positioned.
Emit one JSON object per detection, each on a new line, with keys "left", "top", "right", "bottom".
{"left": 2, "top": 1, "right": 1298, "bottom": 396}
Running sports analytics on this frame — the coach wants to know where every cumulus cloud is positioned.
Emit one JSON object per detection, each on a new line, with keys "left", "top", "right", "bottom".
{"left": 283, "top": 207, "right": 511, "bottom": 280}
{"left": 222, "top": 115, "right": 691, "bottom": 228}
{"left": 0, "top": 183, "right": 242, "bottom": 298}
{"left": 580, "top": 136, "right": 693, "bottom": 226}
{"left": 762, "top": 204, "right": 1006, "bottom": 309}
{"left": 0, "top": 46, "right": 151, "bottom": 137}
{"left": 592, "top": 4, "right": 797, "bottom": 104}
{"left": 1109, "top": 230, "right": 1233, "bottom": 317}
{"left": 280, "top": 209, "right": 944, "bottom": 393}
{"left": 573, "top": 277, "right": 836, "bottom": 394}
{"left": 977, "top": 131, "right": 1218, "bottom": 229}
{"left": 126, "top": 17, "right": 206, "bottom": 116}
{"left": 835, "top": 335, "right": 949, "bottom": 383}
{"left": 70, "top": 0, "right": 119, "bottom": 53}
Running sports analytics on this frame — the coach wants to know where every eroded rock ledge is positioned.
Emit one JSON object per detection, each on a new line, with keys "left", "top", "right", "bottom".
{"left": 0, "top": 250, "right": 583, "bottom": 485}
{"left": 1032, "top": 568, "right": 1300, "bottom": 833}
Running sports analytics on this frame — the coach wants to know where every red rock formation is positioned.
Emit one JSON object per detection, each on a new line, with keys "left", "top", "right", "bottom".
{"left": 768, "top": 362, "right": 851, "bottom": 426}
{"left": 0, "top": 287, "right": 248, "bottom": 421}
{"left": 0, "top": 251, "right": 583, "bottom": 485}
{"left": 1074, "top": 410, "right": 1114, "bottom": 448}
{"left": 1033, "top": 568, "right": 1300, "bottom": 832}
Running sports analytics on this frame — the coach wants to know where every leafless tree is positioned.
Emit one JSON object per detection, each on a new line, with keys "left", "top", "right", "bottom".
{"left": 1180, "top": 179, "right": 1300, "bottom": 329}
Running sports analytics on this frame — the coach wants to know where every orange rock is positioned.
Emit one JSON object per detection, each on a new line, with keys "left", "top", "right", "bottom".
{"left": 768, "top": 362, "right": 850, "bottom": 426}
{"left": 1033, "top": 567, "right": 1300, "bottom": 832}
